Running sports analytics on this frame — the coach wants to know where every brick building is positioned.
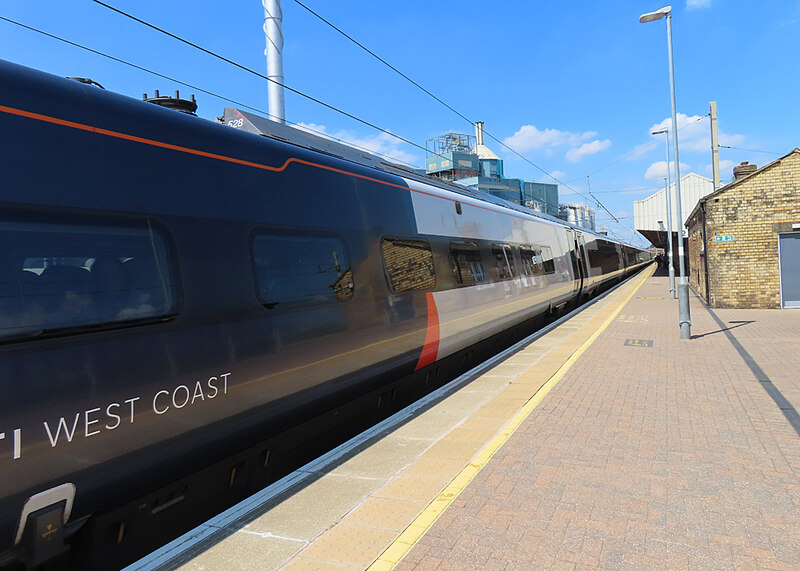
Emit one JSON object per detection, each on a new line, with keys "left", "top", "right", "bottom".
{"left": 685, "top": 148, "right": 800, "bottom": 308}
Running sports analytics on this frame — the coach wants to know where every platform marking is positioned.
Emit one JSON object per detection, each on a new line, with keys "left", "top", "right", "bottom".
{"left": 367, "top": 265, "right": 654, "bottom": 570}
{"left": 624, "top": 338, "right": 654, "bottom": 348}
{"left": 618, "top": 314, "right": 649, "bottom": 324}
{"left": 126, "top": 269, "right": 652, "bottom": 571}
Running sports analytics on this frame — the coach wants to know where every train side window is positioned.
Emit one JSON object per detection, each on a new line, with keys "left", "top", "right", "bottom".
{"left": 491, "top": 244, "right": 516, "bottom": 280}
{"left": 540, "top": 246, "right": 556, "bottom": 274}
{"left": 0, "top": 219, "right": 177, "bottom": 342}
{"left": 252, "top": 234, "right": 354, "bottom": 308}
{"left": 520, "top": 245, "right": 545, "bottom": 276}
{"left": 449, "top": 242, "right": 485, "bottom": 286}
{"left": 381, "top": 238, "right": 436, "bottom": 292}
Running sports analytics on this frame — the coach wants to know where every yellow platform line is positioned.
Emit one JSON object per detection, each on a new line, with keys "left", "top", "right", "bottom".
{"left": 366, "top": 266, "right": 654, "bottom": 571}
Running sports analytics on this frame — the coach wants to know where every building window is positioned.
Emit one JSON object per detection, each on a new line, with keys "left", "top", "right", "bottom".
{"left": 0, "top": 218, "right": 177, "bottom": 342}
{"left": 491, "top": 244, "right": 516, "bottom": 280}
{"left": 450, "top": 242, "right": 485, "bottom": 286}
{"left": 381, "top": 238, "right": 436, "bottom": 292}
{"left": 252, "top": 233, "right": 354, "bottom": 308}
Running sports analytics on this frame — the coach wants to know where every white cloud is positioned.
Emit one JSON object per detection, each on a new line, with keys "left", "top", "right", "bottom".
{"left": 704, "top": 159, "right": 735, "bottom": 178}
{"left": 648, "top": 114, "right": 746, "bottom": 154}
{"left": 566, "top": 139, "right": 612, "bottom": 162}
{"left": 293, "top": 122, "right": 419, "bottom": 165}
{"left": 718, "top": 159, "right": 735, "bottom": 175}
{"left": 504, "top": 124, "right": 612, "bottom": 165}
{"left": 548, "top": 170, "right": 567, "bottom": 181}
{"left": 503, "top": 125, "right": 596, "bottom": 152}
{"left": 644, "top": 160, "right": 691, "bottom": 180}
{"left": 687, "top": 0, "right": 711, "bottom": 9}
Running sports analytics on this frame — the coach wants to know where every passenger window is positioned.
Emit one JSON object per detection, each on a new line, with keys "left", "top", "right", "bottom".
{"left": 0, "top": 219, "right": 177, "bottom": 341}
{"left": 450, "top": 242, "right": 485, "bottom": 286}
{"left": 520, "top": 245, "right": 555, "bottom": 276}
{"left": 381, "top": 238, "right": 436, "bottom": 292}
{"left": 520, "top": 245, "right": 544, "bottom": 276}
{"left": 491, "top": 244, "right": 515, "bottom": 280}
{"left": 541, "top": 246, "right": 556, "bottom": 274}
{"left": 252, "top": 234, "right": 354, "bottom": 308}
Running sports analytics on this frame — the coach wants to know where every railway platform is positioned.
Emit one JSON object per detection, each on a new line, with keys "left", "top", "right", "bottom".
{"left": 131, "top": 266, "right": 800, "bottom": 570}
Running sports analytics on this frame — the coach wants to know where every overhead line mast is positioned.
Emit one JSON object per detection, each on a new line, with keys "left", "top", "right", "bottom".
{"left": 263, "top": 0, "right": 285, "bottom": 124}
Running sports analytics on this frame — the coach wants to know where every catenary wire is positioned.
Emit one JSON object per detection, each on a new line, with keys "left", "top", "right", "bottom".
{"left": 296, "top": 0, "right": 713, "bottom": 244}
{"left": 567, "top": 114, "right": 710, "bottom": 183}
{"left": 293, "top": 0, "right": 612, "bottom": 213}
{"left": 293, "top": 0, "right": 474, "bottom": 128}
{"left": 6, "top": 9, "right": 645, "bottom": 245}
{"left": 96, "top": 0, "right": 638, "bottom": 233}
{"left": 96, "top": 1, "right": 639, "bottom": 242}
{"left": 719, "top": 145, "right": 781, "bottom": 155}
{"left": 0, "top": 15, "right": 425, "bottom": 171}
{"left": 90, "top": 0, "right": 446, "bottom": 162}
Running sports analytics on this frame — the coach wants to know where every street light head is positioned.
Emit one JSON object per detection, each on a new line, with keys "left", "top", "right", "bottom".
{"left": 651, "top": 129, "right": 668, "bottom": 135}
{"left": 639, "top": 5, "right": 671, "bottom": 23}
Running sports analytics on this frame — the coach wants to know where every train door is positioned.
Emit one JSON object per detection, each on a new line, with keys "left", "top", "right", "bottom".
{"left": 577, "top": 233, "right": 589, "bottom": 290}
{"left": 567, "top": 230, "right": 585, "bottom": 295}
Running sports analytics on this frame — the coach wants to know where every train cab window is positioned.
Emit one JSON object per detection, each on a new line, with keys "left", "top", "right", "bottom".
{"left": 491, "top": 244, "right": 516, "bottom": 280}
{"left": 0, "top": 218, "right": 177, "bottom": 342}
{"left": 381, "top": 238, "right": 436, "bottom": 292}
{"left": 450, "top": 242, "right": 485, "bottom": 286}
{"left": 252, "top": 234, "right": 354, "bottom": 308}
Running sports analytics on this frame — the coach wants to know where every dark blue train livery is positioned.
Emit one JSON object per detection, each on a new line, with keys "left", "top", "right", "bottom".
{"left": 0, "top": 59, "right": 649, "bottom": 569}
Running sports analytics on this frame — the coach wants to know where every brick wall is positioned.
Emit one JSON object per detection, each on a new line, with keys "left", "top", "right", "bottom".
{"left": 686, "top": 150, "right": 800, "bottom": 308}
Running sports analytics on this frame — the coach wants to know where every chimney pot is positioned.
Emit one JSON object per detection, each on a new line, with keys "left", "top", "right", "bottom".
{"left": 733, "top": 161, "right": 757, "bottom": 181}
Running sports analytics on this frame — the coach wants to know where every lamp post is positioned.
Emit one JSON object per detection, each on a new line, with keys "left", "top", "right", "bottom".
{"left": 652, "top": 128, "right": 676, "bottom": 299}
{"left": 640, "top": 5, "right": 691, "bottom": 339}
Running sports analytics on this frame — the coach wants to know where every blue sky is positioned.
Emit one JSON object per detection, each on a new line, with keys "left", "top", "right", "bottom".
{"left": 2, "top": 0, "right": 798, "bottom": 246}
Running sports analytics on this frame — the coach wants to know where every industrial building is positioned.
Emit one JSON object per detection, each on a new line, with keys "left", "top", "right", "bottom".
{"left": 633, "top": 172, "right": 715, "bottom": 273}
{"left": 425, "top": 123, "right": 559, "bottom": 217}
{"left": 685, "top": 149, "right": 800, "bottom": 309}
{"left": 558, "top": 203, "right": 596, "bottom": 232}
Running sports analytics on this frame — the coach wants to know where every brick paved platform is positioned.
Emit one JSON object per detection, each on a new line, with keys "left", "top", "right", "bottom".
{"left": 397, "top": 272, "right": 800, "bottom": 570}
{"left": 147, "top": 267, "right": 799, "bottom": 571}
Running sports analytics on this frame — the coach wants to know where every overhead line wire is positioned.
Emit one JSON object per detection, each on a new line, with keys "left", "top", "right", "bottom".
{"left": 719, "top": 145, "right": 781, "bottom": 155}
{"left": 90, "top": 0, "right": 444, "bottom": 162}
{"left": 293, "top": 0, "right": 473, "bottom": 128}
{"left": 568, "top": 113, "right": 710, "bottom": 183}
{"left": 0, "top": 15, "right": 263, "bottom": 113}
{"left": 93, "top": 0, "right": 633, "bottom": 238}
{"left": 0, "top": 15, "right": 425, "bottom": 171}
{"left": 293, "top": 0, "right": 611, "bottom": 214}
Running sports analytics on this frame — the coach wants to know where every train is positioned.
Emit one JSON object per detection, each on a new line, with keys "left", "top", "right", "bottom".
{"left": 0, "top": 58, "right": 649, "bottom": 569}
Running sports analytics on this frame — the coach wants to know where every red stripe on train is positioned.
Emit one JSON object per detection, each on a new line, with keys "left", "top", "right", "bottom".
{"left": 414, "top": 292, "right": 440, "bottom": 371}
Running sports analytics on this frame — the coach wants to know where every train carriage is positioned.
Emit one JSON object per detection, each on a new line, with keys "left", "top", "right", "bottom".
{"left": 0, "top": 59, "right": 648, "bottom": 569}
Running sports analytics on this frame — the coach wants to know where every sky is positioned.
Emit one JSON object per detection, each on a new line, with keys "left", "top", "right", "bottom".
{"left": 2, "top": 0, "right": 799, "bottom": 247}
